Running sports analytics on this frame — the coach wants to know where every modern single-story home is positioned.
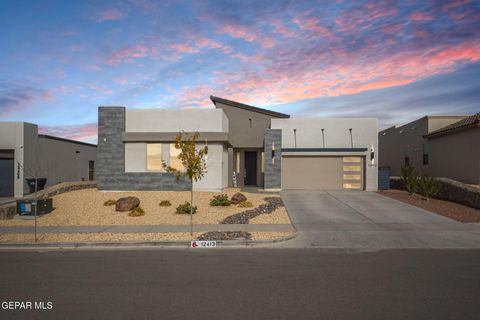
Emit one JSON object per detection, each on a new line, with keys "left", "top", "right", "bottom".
{"left": 97, "top": 96, "right": 378, "bottom": 192}
{"left": 379, "top": 113, "right": 480, "bottom": 185}
{"left": 0, "top": 122, "right": 97, "bottom": 197}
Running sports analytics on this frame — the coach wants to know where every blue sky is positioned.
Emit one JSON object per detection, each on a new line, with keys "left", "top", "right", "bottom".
{"left": 0, "top": 0, "right": 479, "bottom": 142}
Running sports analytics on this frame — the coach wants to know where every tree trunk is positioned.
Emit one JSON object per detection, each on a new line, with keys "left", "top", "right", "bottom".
{"left": 190, "top": 183, "right": 193, "bottom": 237}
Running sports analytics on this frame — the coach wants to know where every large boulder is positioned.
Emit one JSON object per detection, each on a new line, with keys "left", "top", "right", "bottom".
{"left": 115, "top": 197, "right": 140, "bottom": 212}
{"left": 230, "top": 192, "right": 247, "bottom": 205}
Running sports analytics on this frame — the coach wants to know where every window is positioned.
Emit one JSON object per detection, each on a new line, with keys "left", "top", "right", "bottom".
{"left": 404, "top": 157, "right": 410, "bottom": 166}
{"left": 343, "top": 183, "right": 361, "bottom": 189}
{"left": 169, "top": 144, "right": 184, "bottom": 171}
{"left": 422, "top": 143, "right": 429, "bottom": 165}
{"left": 343, "top": 174, "right": 361, "bottom": 180}
{"left": 147, "top": 144, "right": 163, "bottom": 171}
{"left": 343, "top": 165, "right": 361, "bottom": 172}
{"left": 404, "top": 147, "right": 410, "bottom": 166}
{"left": 343, "top": 157, "right": 361, "bottom": 163}
{"left": 236, "top": 152, "right": 240, "bottom": 173}
{"left": 88, "top": 161, "right": 95, "bottom": 181}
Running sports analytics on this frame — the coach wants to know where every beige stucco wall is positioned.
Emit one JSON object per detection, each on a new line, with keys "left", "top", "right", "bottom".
{"left": 428, "top": 128, "right": 480, "bottom": 184}
{"left": 378, "top": 116, "right": 466, "bottom": 176}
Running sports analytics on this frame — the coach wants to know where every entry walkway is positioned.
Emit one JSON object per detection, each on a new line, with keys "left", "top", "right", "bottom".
{"left": 0, "top": 224, "right": 294, "bottom": 234}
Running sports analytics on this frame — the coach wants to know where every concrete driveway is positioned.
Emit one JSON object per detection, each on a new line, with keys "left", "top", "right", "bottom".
{"left": 281, "top": 190, "right": 480, "bottom": 249}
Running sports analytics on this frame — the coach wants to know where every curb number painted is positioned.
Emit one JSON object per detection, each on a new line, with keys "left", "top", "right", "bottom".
{"left": 191, "top": 241, "right": 217, "bottom": 248}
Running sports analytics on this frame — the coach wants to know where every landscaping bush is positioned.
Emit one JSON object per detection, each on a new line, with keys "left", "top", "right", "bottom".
{"left": 103, "top": 199, "right": 116, "bottom": 206}
{"left": 238, "top": 200, "right": 253, "bottom": 208}
{"left": 159, "top": 200, "right": 172, "bottom": 207}
{"left": 401, "top": 165, "right": 419, "bottom": 195}
{"left": 176, "top": 201, "right": 197, "bottom": 214}
{"left": 128, "top": 207, "right": 145, "bottom": 217}
{"left": 418, "top": 173, "right": 441, "bottom": 200}
{"left": 210, "top": 194, "right": 231, "bottom": 206}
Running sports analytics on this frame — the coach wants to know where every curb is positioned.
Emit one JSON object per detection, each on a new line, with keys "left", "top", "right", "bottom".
{"left": 0, "top": 231, "right": 298, "bottom": 250}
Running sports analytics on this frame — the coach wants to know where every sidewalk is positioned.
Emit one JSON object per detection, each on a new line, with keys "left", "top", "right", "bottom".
{"left": 0, "top": 224, "right": 294, "bottom": 234}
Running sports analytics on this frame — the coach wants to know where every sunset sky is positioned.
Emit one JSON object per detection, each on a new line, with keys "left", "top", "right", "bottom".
{"left": 1, "top": 0, "right": 479, "bottom": 143}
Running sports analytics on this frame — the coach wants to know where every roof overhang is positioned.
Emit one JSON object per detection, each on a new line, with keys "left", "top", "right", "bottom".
{"left": 122, "top": 132, "right": 232, "bottom": 147}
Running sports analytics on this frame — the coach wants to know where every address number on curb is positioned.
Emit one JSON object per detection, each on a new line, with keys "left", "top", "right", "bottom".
{"left": 191, "top": 241, "right": 217, "bottom": 248}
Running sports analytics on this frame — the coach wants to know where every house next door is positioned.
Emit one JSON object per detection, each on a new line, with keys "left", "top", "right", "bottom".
{"left": 244, "top": 151, "right": 257, "bottom": 186}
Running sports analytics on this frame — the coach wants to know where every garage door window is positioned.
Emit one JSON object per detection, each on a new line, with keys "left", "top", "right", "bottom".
{"left": 343, "top": 174, "right": 360, "bottom": 180}
{"left": 343, "top": 165, "right": 361, "bottom": 171}
{"left": 343, "top": 183, "right": 362, "bottom": 189}
{"left": 343, "top": 157, "right": 362, "bottom": 190}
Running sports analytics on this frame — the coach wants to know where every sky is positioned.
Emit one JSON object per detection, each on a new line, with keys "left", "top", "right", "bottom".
{"left": 0, "top": 0, "right": 479, "bottom": 143}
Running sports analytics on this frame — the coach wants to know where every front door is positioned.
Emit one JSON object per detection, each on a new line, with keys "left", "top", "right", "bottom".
{"left": 0, "top": 150, "right": 15, "bottom": 197}
{"left": 244, "top": 151, "right": 257, "bottom": 186}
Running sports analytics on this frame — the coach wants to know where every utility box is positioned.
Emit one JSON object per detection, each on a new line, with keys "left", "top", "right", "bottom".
{"left": 16, "top": 198, "right": 53, "bottom": 216}
{"left": 378, "top": 166, "right": 390, "bottom": 190}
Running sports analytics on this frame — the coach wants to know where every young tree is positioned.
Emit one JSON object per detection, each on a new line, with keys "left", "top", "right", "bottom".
{"left": 163, "top": 132, "right": 208, "bottom": 236}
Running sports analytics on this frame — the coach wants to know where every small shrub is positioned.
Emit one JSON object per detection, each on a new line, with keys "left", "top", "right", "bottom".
{"left": 159, "top": 200, "right": 172, "bottom": 207}
{"left": 238, "top": 200, "right": 253, "bottom": 208}
{"left": 401, "top": 165, "right": 419, "bottom": 195}
{"left": 418, "top": 173, "right": 440, "bottom": 200}
{"left": 176, "top": 201, "right": 197, "bottom": 214}
{"left": 128, "top": 207, "right": 145, "bottom": 217}
{"left": 210, "top": 194, "right": 231, "bottom": 206}
{"left": 103, "top": 199, "right": 116, "bottom": 206}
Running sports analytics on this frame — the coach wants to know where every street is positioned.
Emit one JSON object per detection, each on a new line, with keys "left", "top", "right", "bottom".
{"left": 1, "top": 249, "right": 479, "bottom": 319}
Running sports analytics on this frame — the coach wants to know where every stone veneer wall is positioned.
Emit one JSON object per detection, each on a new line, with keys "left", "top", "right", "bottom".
{"left": 390, "top": 176, "right": 480, "bottom": 209}
{"left": 264, "top": 129, "right": 282, "bottom": 189}
{"left": 97, "top": 107, "right": 191, "bottom": 191}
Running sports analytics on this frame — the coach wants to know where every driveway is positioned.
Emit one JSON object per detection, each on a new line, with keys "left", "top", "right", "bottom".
{"left": 281, "top": 190, "right": 480, "bottom": 249}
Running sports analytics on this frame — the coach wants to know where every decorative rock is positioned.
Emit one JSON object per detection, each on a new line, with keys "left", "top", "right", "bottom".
{"left": 115, "top": 197, "right": 140, "bottom": 212}
{"left": 220, "top": 197, "right": 284, "bottom": 224}
{"left": 230, "top": 192, "right": 247, "bottom": 204}
{"left": 197, "top": 231, "right": 252, "bottom": 241}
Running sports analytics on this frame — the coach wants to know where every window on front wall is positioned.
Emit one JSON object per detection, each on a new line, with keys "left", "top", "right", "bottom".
{"left": 169, "top": 144, "right": 184, "bottom": 171}
{"left": 261, "top": 152, "right": 264, "bottom": 173}
{"left": 236, "top": 152, "right": 240, "bottom": 173}
{"left": 147, "top": 144, "right": 163, "bottom": 171}
{"left": 422, "top": 143, "right": 429, "bottom": 165}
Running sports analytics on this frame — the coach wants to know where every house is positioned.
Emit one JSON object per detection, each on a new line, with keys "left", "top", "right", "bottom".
{"left": 0, "top": 122, "right": 97, "bottom": 198}
{"left": 379, "top": 113, "right": 480, "bottom": 184}
{"left": 97, "top": 96, "right": 378, "bottom": 192}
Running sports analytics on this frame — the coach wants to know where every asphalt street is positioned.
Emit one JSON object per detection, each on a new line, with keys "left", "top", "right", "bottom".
{"left": 1, "top": 249, "right": 479, "bottom": 320}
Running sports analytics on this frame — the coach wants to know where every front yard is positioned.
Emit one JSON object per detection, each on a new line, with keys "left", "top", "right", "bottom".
{"left": 0, "top": 188, "right": 291, "bottom": 227}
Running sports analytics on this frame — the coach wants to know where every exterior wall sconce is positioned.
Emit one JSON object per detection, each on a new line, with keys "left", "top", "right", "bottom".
{"left": 321, "top": 128, "right": 325, "bottom": 148}
{"left": 293, "top": 129, "right": 297, "bottom": 148}
{"left": 271, "top": 141, "right": 275, "bottom": 164}
{"left": 349, "top": 128, "right": 353, "bottom": 148}
{"left": 370, "top": 145, "right": 375, "bottom": 166}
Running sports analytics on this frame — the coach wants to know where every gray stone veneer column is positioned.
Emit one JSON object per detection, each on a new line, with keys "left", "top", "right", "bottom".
{"left": 264, "top": 129, "right": 282, "bottom": 189}
{"left": 97, "top": 107, "right": 191, "bottom": 191}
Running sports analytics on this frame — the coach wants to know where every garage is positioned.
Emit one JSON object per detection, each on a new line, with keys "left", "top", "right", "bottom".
{"left": 281, "top": 156, "right": 364, "bottom": 190}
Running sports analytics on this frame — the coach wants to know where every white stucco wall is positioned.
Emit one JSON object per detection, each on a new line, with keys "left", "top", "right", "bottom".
{"left": 126, "top": 109, "right": 228, "bottom": 133}
{"left": 271, "top": 118, "right": 379, "bottom": 191}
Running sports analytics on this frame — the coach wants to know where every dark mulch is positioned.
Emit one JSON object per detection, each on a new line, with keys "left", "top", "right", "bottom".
{"left": 378, "top": 189, "right": 480, "bottom": 223}
{"left": 220, "top": 197, "right": 284, "bottom": 224}
{"left": 197, "top": 231, "right": 252, "bottom": 240}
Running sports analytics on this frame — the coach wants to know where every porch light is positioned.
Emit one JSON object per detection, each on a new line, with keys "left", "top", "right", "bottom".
{"left": 271, "top": 142, "right": 275, "bottom": 163}
{"left": 370, "top": 145, "right": 375, "bottom": 165}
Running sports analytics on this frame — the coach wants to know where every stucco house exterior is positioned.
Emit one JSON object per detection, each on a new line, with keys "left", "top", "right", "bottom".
{"left": 97, "top": 96, "right": 378, "bottom": 192}
{"left": 379, "top": 113, "right": 480, "bottom": 185}
{"left": 0, "top": 122, "right": 97, "bottom": 197}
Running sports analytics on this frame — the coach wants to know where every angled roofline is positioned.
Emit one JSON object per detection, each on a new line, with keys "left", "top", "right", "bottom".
{"left": 38, "top": 134, "right": 97, "bottom": 147}
{"left": 424, "top": 113, "right": 480, "bottom": 139}
{"left": 210, "top": 95, "right": 290, "bottom": 118}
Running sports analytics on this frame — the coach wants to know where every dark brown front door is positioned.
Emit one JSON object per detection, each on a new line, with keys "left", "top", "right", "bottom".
{"left": 244, "top": 151, "right": 257, "bottom": 186}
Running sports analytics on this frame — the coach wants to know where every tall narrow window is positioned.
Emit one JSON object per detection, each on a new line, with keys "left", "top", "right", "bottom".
{"left": 88, "top": 161, "right": 95, "bottom": 181}
{"left": 422, "top": 143, "right": 429, "bottom": 165}
{"left": 147, "top": 144, "right": 163, "bottom": 171}
{"left": 261, "top": 152, "right": 264, "bottom": 173}
{"left": 236, "top": 152, "right": 240, "bottom": 173}
{"left": 169, "top": 144, "right": 184, "bottom": 171}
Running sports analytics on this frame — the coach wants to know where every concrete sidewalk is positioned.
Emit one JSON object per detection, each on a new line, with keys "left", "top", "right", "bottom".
{"left": 0, "top": 224, "right": 295, "bottom": 234}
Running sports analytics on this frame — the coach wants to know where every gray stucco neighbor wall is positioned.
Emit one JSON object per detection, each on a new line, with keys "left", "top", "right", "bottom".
{"left": 264, "top": 129, "right": 282, "bottom": 189}
{"left": 97, "top": 107, "right": 190, "bottom": 191}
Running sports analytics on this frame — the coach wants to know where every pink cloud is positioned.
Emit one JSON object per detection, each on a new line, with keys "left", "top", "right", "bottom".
{"left": 106, "top": 45, "right": 149, "bottom": 65}
{"left": 39, "top": 123, "right": 98, "bottom": 143}
{"left": 410, "top": 11, "right": 433, "bottom": 22}
{"left": 113, "top": 78, "right": 129, "bottom": 85}
{"left": 292, "top": 17, "right": 334, "bottom": 39}
{"left": 95, "top": 8, "right": 126, "bottom": 23}
{"left": 169, "top": 37, "right": 232, "bottom": 55}
{"left": 216, "top": 23, "right": 274, "bottom": 48}
{"left": 0, "top": 84, "right": 53, "bottom": 117}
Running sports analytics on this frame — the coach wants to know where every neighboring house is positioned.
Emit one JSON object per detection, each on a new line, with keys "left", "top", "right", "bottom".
{"left": 97, "top": 96, "right": 378, "bottom": 192}
{"left": 0, "top": 122, "right": 97, "bottom": 198}
{"left": 379, "top": 114, "right": 480, "bottom": 184}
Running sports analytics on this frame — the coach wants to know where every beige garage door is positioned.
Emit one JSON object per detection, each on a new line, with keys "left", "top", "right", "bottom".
{"left": 282, "top": 156, "right": 364, "bottom": 190}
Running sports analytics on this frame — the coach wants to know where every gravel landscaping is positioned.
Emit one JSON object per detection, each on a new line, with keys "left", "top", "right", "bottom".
{"left": 220, "top": 197, "right": 285, "bottom": 224}
{"left": 379, "top": 189, "right": 480, "bottom": 223}
{"left": 0, "top": 188, "right": 290, "bottom": 226}
{"left": 0, "top": 231, "right": 292, "bottom": 243}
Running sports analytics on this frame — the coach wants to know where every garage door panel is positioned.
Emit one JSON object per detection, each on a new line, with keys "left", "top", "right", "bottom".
{"left": 282, "top": 156, "right": 364, "bottom": 190}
